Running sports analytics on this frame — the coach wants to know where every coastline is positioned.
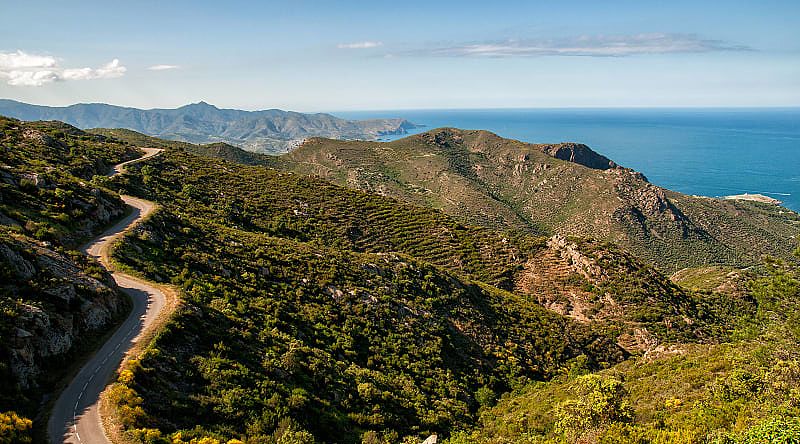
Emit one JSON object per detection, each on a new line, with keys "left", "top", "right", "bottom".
{"left": 723, "top": 193, "right": 782, "bottom": 205}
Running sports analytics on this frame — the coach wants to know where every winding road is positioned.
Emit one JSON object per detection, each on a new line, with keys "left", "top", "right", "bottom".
{"left": 48, "top": 148, "right": 166, "bottom": 444}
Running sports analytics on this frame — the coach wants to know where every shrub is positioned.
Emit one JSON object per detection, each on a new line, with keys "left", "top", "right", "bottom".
{"left": 475, "top": 386, "right": 496, "bottom": 408}
{"left": 554, "top": 374, "right": 633, "bottom": 440}
{"left": 0, "top": 411, "right": 32, "bottom": 444}
{"left": 736, "top": 416, "right": 800, "bottom": 444}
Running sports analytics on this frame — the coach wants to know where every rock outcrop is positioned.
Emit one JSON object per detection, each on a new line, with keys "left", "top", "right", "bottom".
{"left": 0, "top": 234, "right": 126, "bottom": 408}
{"left": 537, "top": 142, "right": 618, "bottom": 170}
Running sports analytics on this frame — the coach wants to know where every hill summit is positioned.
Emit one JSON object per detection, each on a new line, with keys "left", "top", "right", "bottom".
{"left": 273, "top": 128, "right": 800, "bottom": 271}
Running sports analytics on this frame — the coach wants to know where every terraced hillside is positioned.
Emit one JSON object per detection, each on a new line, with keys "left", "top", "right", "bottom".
{"left": 99, "top": 129, "right": 751, "bottom": 344}
{"left": 120, "top": 147, "right": 728, "bottom": 343}
{"left": 93, "top": 143, "right": 741, "bottom": 443}
{"left": 272, "top": 128, "right": 800, "bottom": 271}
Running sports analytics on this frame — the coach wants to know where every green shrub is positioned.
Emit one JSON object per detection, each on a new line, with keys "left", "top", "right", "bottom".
{"left": 554, "top": 374, "right": 633, "bottom": 440}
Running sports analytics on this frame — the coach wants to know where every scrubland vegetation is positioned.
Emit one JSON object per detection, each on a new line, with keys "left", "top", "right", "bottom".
{"left": 0, "top": 117, "right": 139, "bottom": 441}
{"left": 3, "top": 121, "right": 799, "bottom": 443}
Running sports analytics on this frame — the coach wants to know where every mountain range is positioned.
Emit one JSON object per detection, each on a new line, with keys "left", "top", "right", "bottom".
{"left": 0, "top": 99, "right": 418, "bottom": 153}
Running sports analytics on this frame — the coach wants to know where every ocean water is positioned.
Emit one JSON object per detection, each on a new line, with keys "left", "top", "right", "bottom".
{"left": 336, "top": 108, "right": 800, "bottom": 211}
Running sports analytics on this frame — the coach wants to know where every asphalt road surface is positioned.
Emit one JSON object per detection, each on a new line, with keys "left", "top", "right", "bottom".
{"left": 48, "top": 149, "right": 165, "bottom": 444}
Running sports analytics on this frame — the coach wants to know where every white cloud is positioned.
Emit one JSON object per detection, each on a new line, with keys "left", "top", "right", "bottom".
{"left": 0, "top": 50, "right": 57, "bottom": 69}
{"left": 0, "top": 51, "right": 126, "bottom": 86}
{"left": 63, "top": 59, "right": 126, "bottom": 80}
{"left": 4, "top": 70, "right": 61, "bottom": 86}
{"left": 147, "top": 64, "right": 180, "bottom": 71}
{"left": 411, "top": 33, "right": 751, "bottom": 58}
{"left": 337, "top": 41, "right": 383, "bottom": 49}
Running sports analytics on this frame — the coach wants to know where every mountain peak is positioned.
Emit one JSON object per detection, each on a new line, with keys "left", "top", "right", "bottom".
{"left": 186, "top": 100, "right": 217, "bottom": 109}
{"left": 0, "top": 99, "right": 417, "bottom": 154}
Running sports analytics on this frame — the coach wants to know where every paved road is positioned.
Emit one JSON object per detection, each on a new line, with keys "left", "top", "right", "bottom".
{"left": 48, "top": 149, "right": 165, "bottom": 444}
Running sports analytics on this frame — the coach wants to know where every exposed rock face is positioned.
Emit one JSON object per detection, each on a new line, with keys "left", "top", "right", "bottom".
{"left": 516, "top": 235, "right": 699, "bottom": 352}
{"left": 0, "top": 234, "right": 125, "bottom": 397}
{"left": 538, "top": 142, "right": 618, "bottom": 170}
{"left": 547, "top": 235, "right": 605, "bottom": 281}
{"left": 421, "top": 435, "right": 438, "bottom": 444}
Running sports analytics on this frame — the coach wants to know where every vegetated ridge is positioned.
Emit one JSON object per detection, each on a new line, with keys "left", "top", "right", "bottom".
{"left": 0, "top": 99, "right": 419, "bottom": 154}
{"left": 93, "top": 136, "right": 749, "bottom": 443}
{"left": 0, "top": 116, "right": 139, "bottom": 431}
{"left": 271, "top": 128, "right": 800, "bottom": 271}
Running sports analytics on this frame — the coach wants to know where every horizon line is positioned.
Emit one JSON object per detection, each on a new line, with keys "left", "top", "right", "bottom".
{"left": 329, "top": 105, "right": 800, "bottom": 113}
{"left": 2, "top": 98, "right": 799, "bottom": 114}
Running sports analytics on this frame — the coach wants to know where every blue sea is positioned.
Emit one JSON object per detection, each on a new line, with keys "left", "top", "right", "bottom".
{"left": 336, "top": 108, "right": 800, "bottom": 211}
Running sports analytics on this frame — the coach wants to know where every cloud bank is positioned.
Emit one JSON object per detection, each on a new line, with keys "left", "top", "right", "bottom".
{"left": 0, "top": 50, "right": 126, "bottom": 86}
{"left": 147, "top": 64, "right": 180, "bottom": 71}
{"left": 337, "top": 41, "right": 383, "bottom": 49}
{"left": 410, "top": 33, "right": 751, "bottom": 58}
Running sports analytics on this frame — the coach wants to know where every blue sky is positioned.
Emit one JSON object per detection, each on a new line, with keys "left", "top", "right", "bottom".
{"left": 1, "top": 0, "right": 798, "bottom": 110}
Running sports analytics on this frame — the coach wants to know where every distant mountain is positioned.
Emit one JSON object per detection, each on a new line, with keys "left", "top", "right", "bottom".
{"left": 0, "top": 99, "right": 419, "bottom": 153}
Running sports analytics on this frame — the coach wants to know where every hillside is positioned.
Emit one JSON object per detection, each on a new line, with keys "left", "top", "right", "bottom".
{"left": 88, "top": 140, "right": 748, "bottom": 443}
{"left": 90, "top": 128, "right": 271, "bottom": 166}
{"left": 462, "top": 253, "right": 800, "bottom": 443}
{"left": 0, "top": 99, "right": 419, "bottom": 154}
{"left": 0, "top": 116, "right": 138, "bottom": 427}
{"left": 0, "top": 120, "right": 793, "bottom": 443}
{"left": 272, "top": 128, "right": 800, "bottom": 271}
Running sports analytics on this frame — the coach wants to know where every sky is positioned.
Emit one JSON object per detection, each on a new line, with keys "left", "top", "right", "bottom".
{"left": 1, "top": 0, "right": 799, "bottom": 111}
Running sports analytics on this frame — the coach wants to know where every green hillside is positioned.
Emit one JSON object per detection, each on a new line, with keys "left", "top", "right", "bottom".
{"left": 463, "top": 253, "right": 800, "bottom": 444}
{"left": 0, "top": 116, "right": 138, "bottom": 429}
{"left": 90, "top": 128, "right": 270, "bottom": 166}
{"left": 2, "top": 121, "right": 793, "bottom": 443}
{"left": 1, "top": 117, "right": 141, "bottom": 246}
{"left": 95, "top": 142, "right": 743, "bottom": 443}
{"left": 271, "top": 128, "right": 800, "bottom": 272}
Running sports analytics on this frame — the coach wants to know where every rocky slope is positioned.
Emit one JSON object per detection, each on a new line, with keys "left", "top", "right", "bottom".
{"left": 0, "top": 233, "right": 126, "bottom": 415}
{"left": 0, "top": 116, "right": 137, "bottom": 421}
{"left": 0, "top": 116, "right": 141, "bottom": 246}
{"left": 536, "top": 142, "right": 617, "bottom": 170}
{"left": 272, "top": 128, "right": 800, "bottom": 271}
{"left": 0, "top": 99, "right": 419, "bottom": 154}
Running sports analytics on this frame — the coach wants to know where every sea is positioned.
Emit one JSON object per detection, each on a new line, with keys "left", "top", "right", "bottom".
{"left": 336, "top": 108, "right": 800, "bottom": 212}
